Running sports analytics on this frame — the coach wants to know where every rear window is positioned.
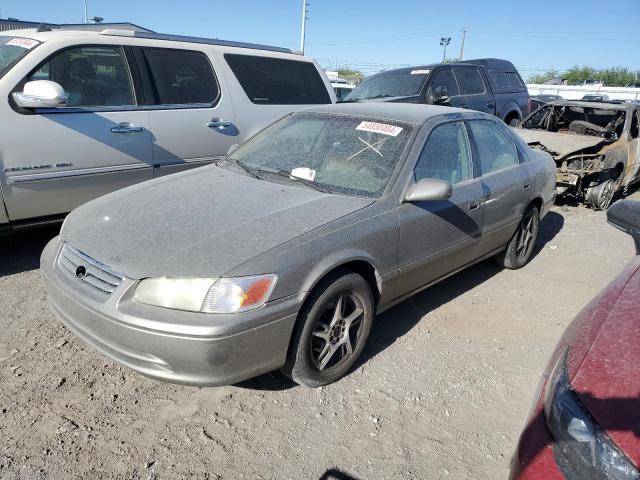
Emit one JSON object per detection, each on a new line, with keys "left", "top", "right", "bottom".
{"left": 490, "top": 70, "right": 508, "bottom": 89}
{"left": 143, "top": 48, "right": 219, "bottom": 105}
{"left": 224, "top": 54, "right": 331, "bottom": 105}
{"left": 456, "top": 68, "right": 486, "bottom": 95}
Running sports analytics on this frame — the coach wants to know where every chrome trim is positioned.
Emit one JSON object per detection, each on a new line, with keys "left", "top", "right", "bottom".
{"left": 57, "top": 243, "right": 124, "bottom": 298}
{"left": 6, "top": 163, "right": 151, "bottom": 184}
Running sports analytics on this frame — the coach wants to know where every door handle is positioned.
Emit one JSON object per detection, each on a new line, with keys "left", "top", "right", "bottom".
{"left": 524, "top": 184, "right": 531, "bottom": 190}
{"left": 487, "top": 102, "right": 495, "bottom": 108}
{"left": 111, "top": 123, "right": 143, "bottom": 134}
{"left": 207, "top": 118, "right": 233, "bottom": 129}
{"left": 468, "top": 201, "right": 481, "bottom": 211}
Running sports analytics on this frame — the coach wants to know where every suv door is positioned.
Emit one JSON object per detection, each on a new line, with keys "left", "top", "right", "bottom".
{"left": 454, "top": 66, "right": 495, "bottom": 115}
{"left": 397, "top": 120, "right": 484, "bottom": 297}
{"left": 466, "top": 119, "right": 531, "bottom": 253}
{"left": 425, "top": 68, "right": 467, "bottom": 109}
{"left": 2, "top": 45, "right": 153, "bottom": 221}
{"left": 137, "top": 47, "right": 237, "bottom": 177}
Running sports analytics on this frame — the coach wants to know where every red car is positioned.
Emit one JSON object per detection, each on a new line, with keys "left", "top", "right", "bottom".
{"left": 511, "top": 199, "right": 640, "bottom": 480}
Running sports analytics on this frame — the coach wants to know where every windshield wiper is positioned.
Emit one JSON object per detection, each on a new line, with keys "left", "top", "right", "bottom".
{"left": 221, "top": 157, "right": 261, "bottom": 179}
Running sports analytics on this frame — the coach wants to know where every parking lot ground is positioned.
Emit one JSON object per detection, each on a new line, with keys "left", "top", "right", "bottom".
{"left": 1, "top": 194, "right": 638, "bottom": 480}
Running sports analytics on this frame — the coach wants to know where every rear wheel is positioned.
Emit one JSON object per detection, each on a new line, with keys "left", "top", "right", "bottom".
{"left": 282, "top": 271, "right": 373, "bottom": 387}
{"left": 493, "top": 205, "right": 540, "bottom": 269}
{"left": 586, "top": 178, "right": 617, "bottom": 211}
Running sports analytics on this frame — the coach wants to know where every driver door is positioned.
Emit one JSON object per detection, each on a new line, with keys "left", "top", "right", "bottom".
{"left": 425, "top": 68, "right": 468, "bottom": 109}
{"left": 396, "top": 120, "right": 484, "bottom": 297}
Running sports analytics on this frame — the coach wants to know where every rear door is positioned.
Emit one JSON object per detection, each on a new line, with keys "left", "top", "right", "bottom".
{"left": 466, "top": 119, "right": 531, "bottom": 253}
{"left": 454, "top": 66, "right": 495, "bottom": 116}
{"left": 136, "top": 47, "right": 237, "bottom": 177}
{"left": 397, "top": 120, "right": 484, "bottom": 297}
{"left": 1, "top": 44, "right": 153, "bottom": 221}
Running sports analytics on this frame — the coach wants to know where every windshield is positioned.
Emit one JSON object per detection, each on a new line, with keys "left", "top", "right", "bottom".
{"left": 345, "top": 69, "right": 429, "bottom": 101}
{"left": 0, "top": 36, "right": 39, "bottom": 79}
{"left": 224, "top": 112, "right": 414, "bottom": 198}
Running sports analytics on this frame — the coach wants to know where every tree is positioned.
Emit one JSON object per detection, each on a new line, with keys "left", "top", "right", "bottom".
{"left": 528, "top": 70, "right": 559, "bottom": 84}
{"left": 529, "top": 66, "right": 640, "bottom": 86}
{"left": 337, "top": 68, "right": 365, "bottom": 85}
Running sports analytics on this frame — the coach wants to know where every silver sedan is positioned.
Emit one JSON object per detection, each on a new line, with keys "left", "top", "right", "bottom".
{"left": 41, "top": 103, "right": 556, "bottom": 387}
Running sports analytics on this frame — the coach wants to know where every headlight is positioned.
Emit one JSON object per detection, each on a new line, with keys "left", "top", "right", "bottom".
{"left": 544, "top": 350, "right": 639, "bottom": 480}
{"left": 133, "top": 274, "right": 277, "bottom": 314}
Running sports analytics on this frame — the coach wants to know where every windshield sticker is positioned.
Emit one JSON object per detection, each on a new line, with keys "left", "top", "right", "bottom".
{"left": 290, "top": 167, "right": 316, "bottom": 181}
{"left": 6, "top": 38, "right": 38, "bottom": 49}
{"left": 356, "top": 121, "right": 403, "bottom": 137}
{"left": 345, "top": 137, "right": 390, "bottom": 162}
{"left": 410, "top": 69, "right": 430, "bottom": 75}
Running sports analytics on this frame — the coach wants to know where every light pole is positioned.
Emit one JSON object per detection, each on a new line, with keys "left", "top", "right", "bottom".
{"left": 440, "top": 36, "right": 451, "bottom": 62}
{"left": 83, "top": 0, "right": 88, "bottom": 24}
{"left": 300, "top": 0, "right": 309, "bottom": 54}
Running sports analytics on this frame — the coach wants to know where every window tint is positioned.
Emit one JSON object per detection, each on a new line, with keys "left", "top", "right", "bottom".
{"left": 428, "top": 69, "right": 459, "bottom": 98}
{"left": 143, "top": 48, "right": 218, "bottom": 105}
{"left": 225, "top": 54, "right": 331, "bottom": 105}
{"left": 506, "top": 72, "right": 523, "bottom": 87}
{"left": 28, "top": 46, "right": 134, "bottom": 107}
{"left": 414, "top": 122, "right": 472, "bottom": 184}
{"left": 490, "top": 70, "right": 508, "bottom": 89}
{"left": 456, "top": 68, "right": 486, "bottom": 95}
{"left": 467, "top": 120, "right": 520, "bottom": 174}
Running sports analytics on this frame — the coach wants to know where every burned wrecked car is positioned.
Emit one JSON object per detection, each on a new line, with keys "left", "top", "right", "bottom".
{"left": 515, "top": 100, "right": 640, "bottom": 210}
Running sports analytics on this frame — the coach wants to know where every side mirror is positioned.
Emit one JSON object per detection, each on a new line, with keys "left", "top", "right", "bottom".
{"left": 432, "top": 85, "right": 449, "bottom": 104}
{"left": 607, "top": 199, "right": 640, "bottom": 254}
{"left": 403, "top": 178, "right": 452, "bottom": 203}
{"left": 227, "top": 143, "right": 240, "bottom": 157}
{"left": 12, "top": 80, "right": 68, "bottom": 109}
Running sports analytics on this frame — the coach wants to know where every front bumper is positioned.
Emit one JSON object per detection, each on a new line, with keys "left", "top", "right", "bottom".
{"left": 40, "top": 237, "right": 301, "bottom": 386}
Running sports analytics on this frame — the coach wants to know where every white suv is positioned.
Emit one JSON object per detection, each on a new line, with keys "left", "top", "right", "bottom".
{"left": 0, "top": 25, "right": 335, "bottom": 231}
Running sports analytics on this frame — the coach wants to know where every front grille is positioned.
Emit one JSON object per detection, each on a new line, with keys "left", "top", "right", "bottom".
{"left": 57, "top": 243, "right": 124, "bottom": 298}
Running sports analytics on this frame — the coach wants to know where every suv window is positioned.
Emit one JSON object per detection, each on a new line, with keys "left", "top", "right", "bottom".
{"left": 490, "top": 70, "right": 508, "bottom": 89}
{"left": 415, "top": 121, "right": 472, "bottom": 184}
{"left": 28, "top": 46, "right": 134, "bottom": 107}
{"left": 467, "top": 120, "right": 520, "bottom": 174}
{"left": 428, "top": 69, "right": 460, "bottom": 98}
{"left": 456, "top": 68, "right": 486, "bottom": 95}
{"left": 142, "top": 48, "right": 218, "bottom": 105}
{"left": 506, "top": 72, "right": 523, "bottom": 88}
{"left": 225, "top": 54, "right": 331, "bottom": 105}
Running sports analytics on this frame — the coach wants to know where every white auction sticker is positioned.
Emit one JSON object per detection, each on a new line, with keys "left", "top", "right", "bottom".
{"left": 410, "top": 69, "right": 430, "bottom": 75}
{"left": 290, "top": 167, "right": 316, "bottom": 181}
{"left": 356, "top": 121, "right": 403, "bottom": 137}
{"left": 6, "top": 38, "right": 39, "bottom": 49}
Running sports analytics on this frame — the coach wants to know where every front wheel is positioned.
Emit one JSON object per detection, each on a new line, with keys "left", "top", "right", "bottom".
{"left": 586, "top": 178, "right": 617, "bottom": 211}
{"left": 282, "top": 271, "right": 374, "bottom": 387}
{"left": 493, "top": 205, "right": 540, "bottom": 269}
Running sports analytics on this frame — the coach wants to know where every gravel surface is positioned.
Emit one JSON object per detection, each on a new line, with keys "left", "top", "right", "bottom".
{"left": 1, "top": 196, "right": 637, "bottom": 480}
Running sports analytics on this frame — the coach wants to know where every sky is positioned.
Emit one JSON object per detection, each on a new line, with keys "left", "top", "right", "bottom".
{"left": 1, "top": 0, "right": 639, "bottom": 79}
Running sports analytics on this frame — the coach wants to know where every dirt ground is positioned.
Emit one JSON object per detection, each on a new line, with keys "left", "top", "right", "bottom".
{"left": 1, "top": 195, "right": 637, "bottom": 480}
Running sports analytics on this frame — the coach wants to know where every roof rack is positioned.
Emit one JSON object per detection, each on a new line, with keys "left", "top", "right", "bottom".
{"left": 102, "top": 30, "right": 294, "bottom": 54}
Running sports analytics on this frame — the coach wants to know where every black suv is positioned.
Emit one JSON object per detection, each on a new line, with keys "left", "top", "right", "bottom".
{"left": 344, "top": 58, "right": 531, "bottom": 125}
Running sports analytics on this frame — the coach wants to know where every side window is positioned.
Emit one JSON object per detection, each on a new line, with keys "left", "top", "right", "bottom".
{"left": 467, "top": 120, "right": 520, "bottom": 175}
{"left": 142, "top": 48, "right": 218, "bottom": 105}
{"left": 506, "top": 72, "right": 523, "bottom": 88}
{"left": 428, "top": 69, "right": 460, "bottom": 98}
{"left": 490, "top": 70, "right": 508, "bottom": 89}
{"left": 456, "top": 68, "right": 487, "bottom": 95}
{"left": 28, "top": 46, "right": 134, "bottom": 107}
{"left": 225, "top": 54, "right": 331, "bottom": 105}
{"left": 414, "top": 122, "right": 472, "bottom": 184}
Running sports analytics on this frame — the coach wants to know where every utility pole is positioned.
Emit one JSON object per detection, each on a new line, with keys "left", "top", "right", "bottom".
{"left": 440, "top": 37, "right": 451, "bottom": 62}
{"left": 459, "top": 27, "right": 467, "bottom": 61}
{"left": 300, "top": 0, "right": 309, "bottom": 54}
{"left": 83, "top": 0, "right": 88, "bottom": 24}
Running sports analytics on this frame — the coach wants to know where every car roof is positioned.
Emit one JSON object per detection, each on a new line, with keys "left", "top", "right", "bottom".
{"left": 301, "top": 102, "right": 485, "bottom": 125}
{"left": 368, "top": 58, "right": 518, "bottom": 77}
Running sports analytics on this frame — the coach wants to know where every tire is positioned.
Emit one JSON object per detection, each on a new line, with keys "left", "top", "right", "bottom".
{"left": 586, "top": 178, "right": 617, "bottom": 211}
{"left": 493, "top": 205, "right": 540, "bottom": 269}
{"left": 281, "top": 271, "right": 374, "bottom": 388}
{"left": 508, "top": 117, "right": 520, "bottom": 127}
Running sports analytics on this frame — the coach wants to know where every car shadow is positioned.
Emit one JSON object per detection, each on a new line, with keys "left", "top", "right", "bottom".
{"left": 0, "top": 225, "right": 60, "bottom": 277}
{"left": 239, "top": 210, "right": 565, "bottom": 392}
{"left": 318, "top": 469, "right": 360, "bottom": 480}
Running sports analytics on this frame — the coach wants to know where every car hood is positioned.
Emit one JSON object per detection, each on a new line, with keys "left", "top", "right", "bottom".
{"left": 60, "top": 166, "right": 373, "bottom": 279}
{"left": 568, "top": 257, "right": 640, "bottom": 467}
{"left": 514, "top": 128, "right": 607, "bottom": 160}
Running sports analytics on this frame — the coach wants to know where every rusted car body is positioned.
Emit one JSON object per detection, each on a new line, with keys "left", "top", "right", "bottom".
{"left": 514, "top": 101, "right": 640, "bottom": 210}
